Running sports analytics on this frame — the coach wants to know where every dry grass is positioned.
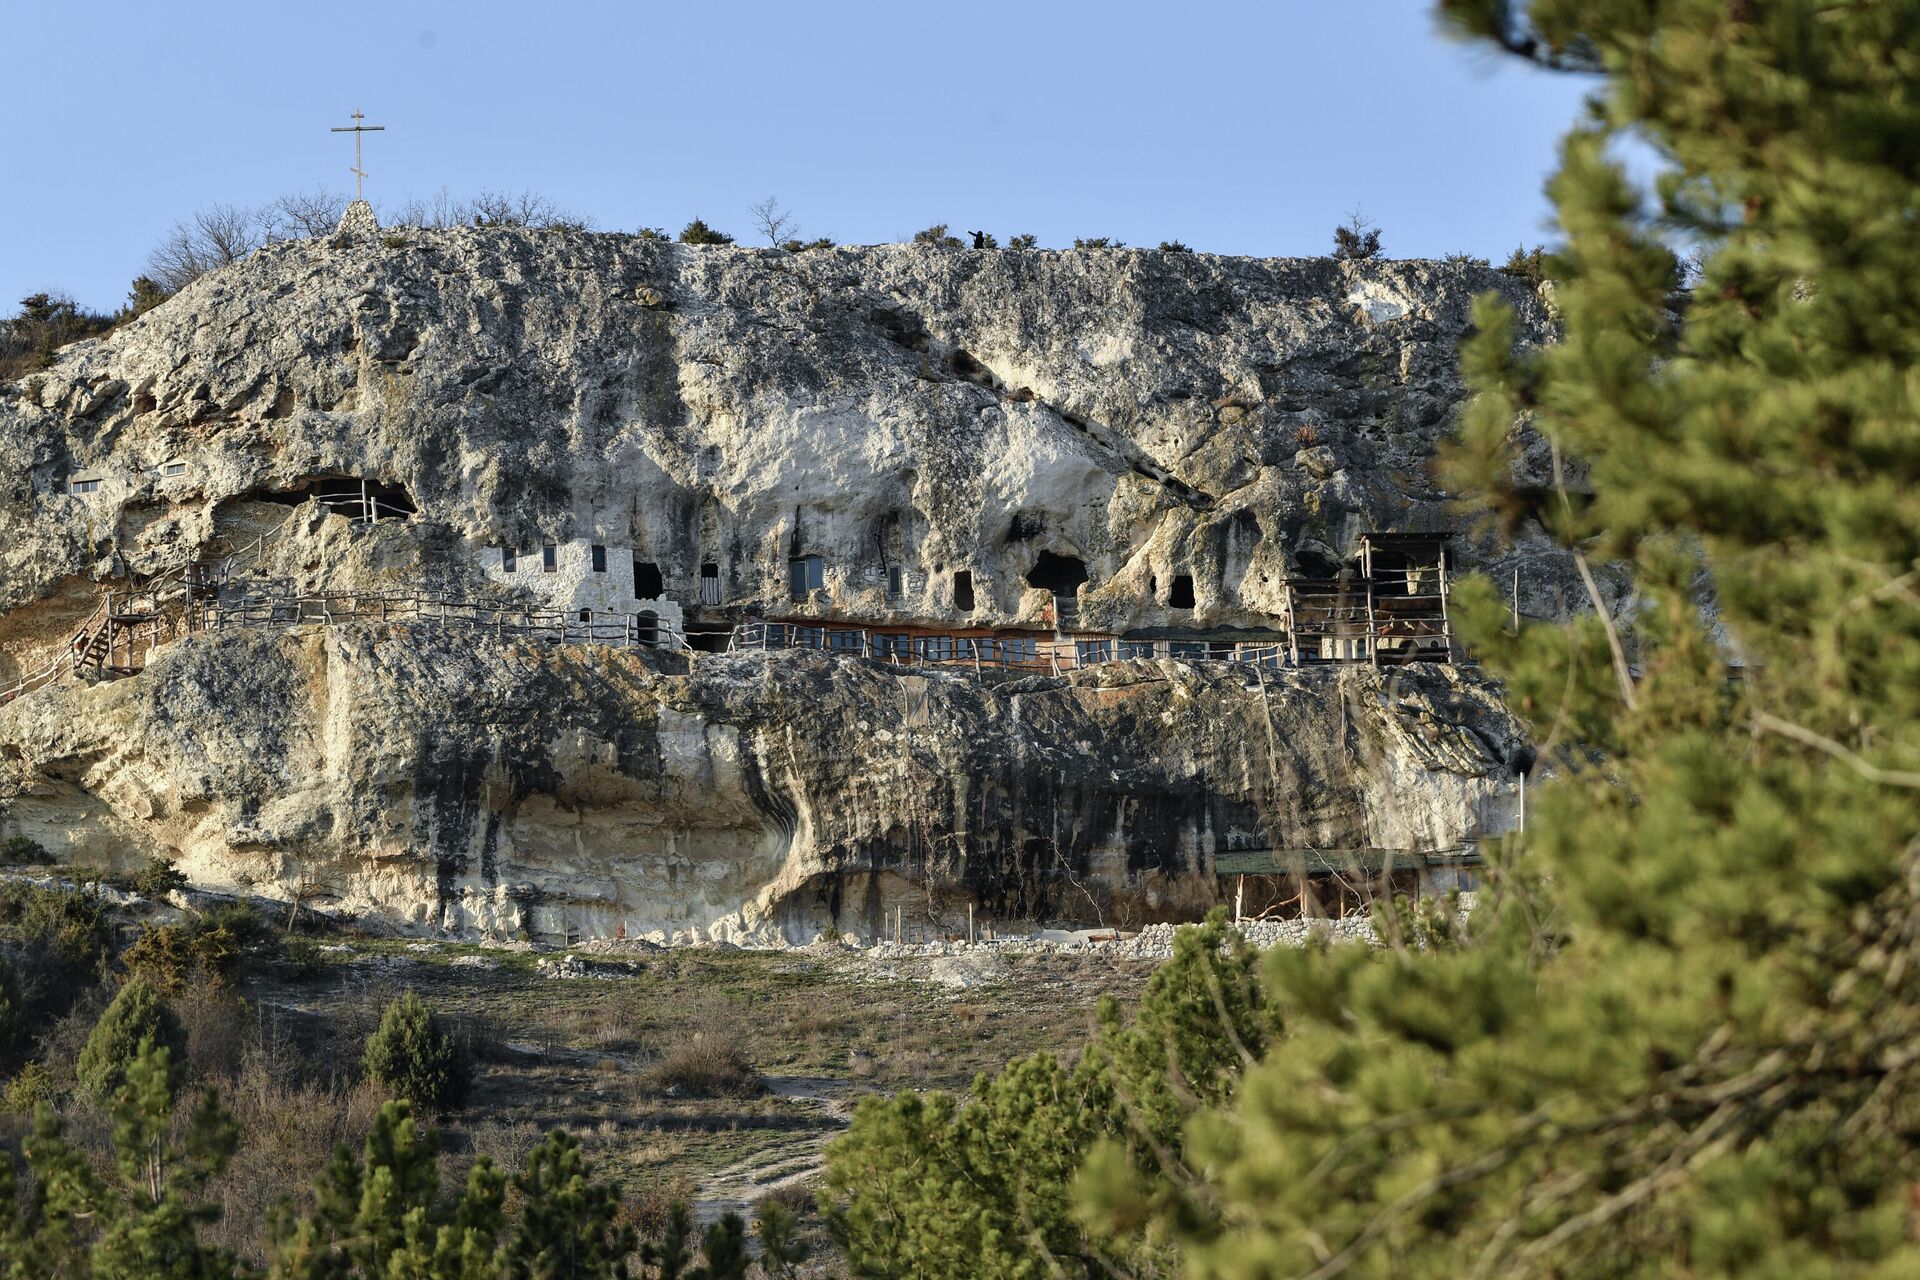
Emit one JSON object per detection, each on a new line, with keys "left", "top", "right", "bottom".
{"left": 643, "top": 1031, "right": 764, "bottom": 1099}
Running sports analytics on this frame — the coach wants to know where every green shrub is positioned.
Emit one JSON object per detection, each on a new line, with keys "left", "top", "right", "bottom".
{"left": 76, "top": 975, "right": 184, "bottom": 1103}
{"left": 635, "top": 226, "right": 669, "bottom": 241}
{"left": 1072, "top": 236, "right": 1124, "bottom": 249}
{"left": 1008, "top": 233, "right": 1039, "bottom": 250}
{"left": 122, "top": 901, "right": 275, "bottom": 992}
{"left": 912, "top": 223, "right": 963, "bottom": 248}
{"left": 362, "top": 991, "right": 470, "bottom": 1110}
{"left": 779, "top": 236, "right": 835, "bottom": 251}
{"left": 2, "top": 1060, "right": 54, "bottom": 1114}
{"left": 1500, "top": 242, "right": 1552, "bottom": 284}
{"left": 677, "top": 218, "right": 734, "bottom": 245}
{"left": 0, "top": 882, "right": 114, "bottom": 977}
{"left": 1332, "top": 209, "right": 1383, "bottom": 260}
{"left": 0, "top": 834, "right": 46, "bottom": 865}
{"left": 1157, "top": 240, "right": 1192, "bottom": 253}
{"left": 128, "top": 855, "right": 188, "bottom": 898}
{"left": 1445, "top": 250, "right": 1492, "bottom": 267}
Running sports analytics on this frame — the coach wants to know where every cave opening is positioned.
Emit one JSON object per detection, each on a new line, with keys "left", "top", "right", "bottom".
{"left": 954, "top": 570, "right": 975, "bottom": 613}
{"left": 1025, "top": 551, "right": 1089, "bottom": 594}
{"left": 1169, "top": 574, "right": 1196, "bottom": 609}
{"left": 249, "top": 475, "right": 417, "bottom": 518}
{"left": 633, "top": 560, "right": 663, "bottom": 599}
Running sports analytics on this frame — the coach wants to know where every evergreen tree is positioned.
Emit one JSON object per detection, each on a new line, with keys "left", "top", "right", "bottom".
{"left": 639, "top": 1203, "right": 694, "bottom": 1280}
{"left": 750, "top": 1199, "right": 809, "bottom": 1280}
{"left": 504, "top": 1129, "right": 635, "bottom": 1279}
{"left": 1331, "top": 209, "right": 1383, "bottom": 260}
{"left": 270, "top": 1100, "right": 445, "bottom": 1279}
{"left": 1066, "top": 2, "right": 1920, "bottom": 1275}
{"left": 76, "top": 977, "right": 185, "bottom": 1104}
{"left": 824, "top": 3, "right": 1920, "bottom": 1275}
{"left": 687, "top": 1213, "right": 746, "bottom": 1280}
{"left": 19, "top": 1040, "right": 240, "bottom": 1280}
{"left": 676, "top": 219, "right": 734, "bottom": 246}
{"left": 361, "top": 993, "right": 469, "bottom": 1111}
{"left": 823, "top": 913, "right": 1262, "bottom": 1277}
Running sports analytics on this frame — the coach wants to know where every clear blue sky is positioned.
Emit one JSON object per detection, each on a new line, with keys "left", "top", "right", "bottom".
{"left": 3, "top": 0, "right": 1601, "bottom": 314}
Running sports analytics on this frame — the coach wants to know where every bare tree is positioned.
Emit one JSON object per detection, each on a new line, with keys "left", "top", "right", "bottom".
{"left": 748, "top": 195, "right": 799, "bottom": 247}
{"left": 466, "top": 189, "right": 588, "bottom": 230}
{"left": 266, "top": 188, "right": 348, "bottom": 240}
{"left": 145, "top": 204, "right": 266, "bottom": 292}
{"left": 383, "top": 186, "right": 468, "bottom": 230}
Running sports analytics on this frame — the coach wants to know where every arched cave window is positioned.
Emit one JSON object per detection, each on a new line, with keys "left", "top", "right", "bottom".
{"left": 954, "top": 570, "right": 975, "bottom": 613}
{"left": 1169, "top": 574, "right": 1196, "bottom": 609}
{"left": 1025, "top": 551, "right": 1089, "bottom": 594}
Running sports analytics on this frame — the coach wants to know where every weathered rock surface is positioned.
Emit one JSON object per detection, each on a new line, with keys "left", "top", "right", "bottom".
{"left": 0, "top": 627, "right": 1522, "bottom": 942}
{"left": 0, "top": 228, "right": 1554, "bottom": 939}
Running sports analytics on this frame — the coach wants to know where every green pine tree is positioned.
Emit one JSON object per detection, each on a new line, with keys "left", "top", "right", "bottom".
{"left": 504, "top": 1129, "right": 635, "bottom": 1279}
{"left": 76, "top": 977, "right": 185, "bottom": 1104}
{"left": 18, "top": 1039, "right": 240, "bottom": 1280}
{"left": 361, "top": 993, "right": 469, "bottom": 1112}
{"left": 687, "top": 1213, "right": 746, "bottom": 1280}
{"left": 823, "top": 912, "right": 1262, "bottom": 1277}
{"left": 1067, "top": 2, "right": 1920, "bottom": 1276}
{"left": 639, "top": 1203, "right": 694, "bottom": 1280}
{"left": 751, "top": 1199, "right": 809, "bottom": 1280}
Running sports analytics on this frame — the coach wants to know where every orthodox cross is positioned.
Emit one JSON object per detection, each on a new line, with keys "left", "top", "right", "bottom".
{"left": 330, "top": 109, "right": 386, "bottom": 199}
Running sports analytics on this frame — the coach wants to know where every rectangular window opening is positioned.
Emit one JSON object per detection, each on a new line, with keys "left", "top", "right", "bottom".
{"left": 953, "top": 570, "right": 975, "bottom": 613}
{"left": 502, "top": 548, "right": 517, "bottom": 574}
{"left": 542, "top": 544, "right": 558, "bottom": 573}
{"left": 590, "top": 544, "right": 607, "bottom": 573}
{"left": 788, "top": 555, "right": 825, "bottom": 602}
{"left": 68, "top": 478, "right": 102, "bottom": 495}
{"left": 160, "top": 462, "right": 186, "bottom": 478}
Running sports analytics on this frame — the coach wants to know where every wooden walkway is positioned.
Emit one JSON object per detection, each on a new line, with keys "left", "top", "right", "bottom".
{"left": 2, "top": 516, "right": 1459, "bottom": 704}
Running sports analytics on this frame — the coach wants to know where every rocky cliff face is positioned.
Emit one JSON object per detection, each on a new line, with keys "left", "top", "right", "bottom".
{"left": 0, "top": 217, "right": 1552, "bottom": 940}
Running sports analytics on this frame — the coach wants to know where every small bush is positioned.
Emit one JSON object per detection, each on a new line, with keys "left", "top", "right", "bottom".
{"left": 2, "top": 1061, "right": 54, "bottom": 1114}
{"left": 1158, "top": 240, "right": 1193, "bottom": 253}
{"left": 678, "top": 218, "right": 735, "bottom": 246}
{"left": 1445, "top": 250, "right": 1491, "bottom": 267}
{"left": 0, "top": 834, "right": 46, "bottom": 865}
{"left": 912, "top": 224, "right": 964, "bottom": 249}
{"left": 635, "top": 226, "right": 670, "bottom": 241}
{"left": 1007, "top": 233, "right": 1039, "bottom": 250}
{"left": 76, "top": 975, "right": 184, "bottom": 1102}
{"left": 122, "top": 901, "right": 276, "bottom": 992}
{"left": 1332, "top": 210, "right": 1383, "bottom": 260}
{"left": 1293, "top": 423, "right": 1321, "bottom": 446}
{"left": 780, "top": 236, "right": 835, "bottom": 252}
{"left": 644, "top": 1032, "right": 762, "bottom": 1098}
{"left": 362, "top": 991, "right": 470, "bottom": 1111}
{"left": 128, "top": 855, "right": 188, "bottom": 898}
{"left": 0, "top": 882, "right": 114, "bottom": 978}
{"left": 1501, "top": 243, "right": 1552, "bottom": 284}
{"left": 1072, "top": 236, "right": 1124, "bottom": 249}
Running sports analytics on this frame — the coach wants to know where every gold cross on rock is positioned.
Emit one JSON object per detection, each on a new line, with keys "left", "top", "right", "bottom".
{"left": 330, "top": 109, "right": 386, "bottom": 199}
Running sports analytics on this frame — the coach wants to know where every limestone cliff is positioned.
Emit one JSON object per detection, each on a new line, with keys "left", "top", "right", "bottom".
{"left": 0, "top": 219, "right": 1551, "bottom": 940}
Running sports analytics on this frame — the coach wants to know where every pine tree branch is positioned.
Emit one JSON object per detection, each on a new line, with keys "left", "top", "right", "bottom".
{"left": 1751, "top": 713, "right": 1920, "bottom": 790}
